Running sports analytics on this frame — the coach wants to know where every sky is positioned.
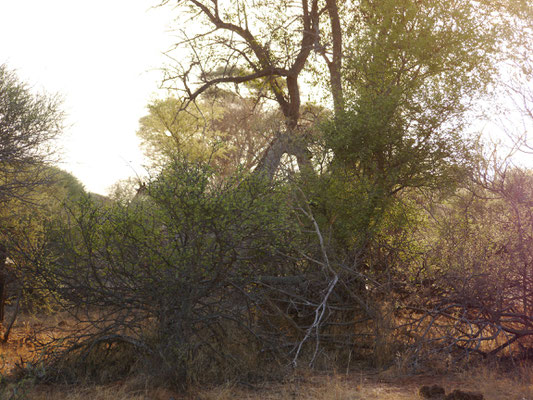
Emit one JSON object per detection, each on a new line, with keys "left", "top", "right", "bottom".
{"left": 0, "top": 1, "right": 175, "bottom": 194}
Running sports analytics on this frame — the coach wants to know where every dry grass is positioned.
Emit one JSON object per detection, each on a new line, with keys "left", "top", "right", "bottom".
{"left": 9, "top": 384, "right": 182, "bottom": 400}
{"left": 456, "top": 362, "right": 533, "bottom": 400}
{"left": 4, "top": 366, "right": 532, "bottom": 400}
{"left": 193, "top": 373, "right": 421, "bottom": 400}
{"left": 0, "top": 314, "right": 45, "bottom": 376}
{"left": 1, "top": 372, "right": 420, "bottom": 400}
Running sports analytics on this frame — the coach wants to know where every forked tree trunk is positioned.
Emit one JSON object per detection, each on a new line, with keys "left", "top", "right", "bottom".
{"left": 255, "top": 132, "right": 313, "bottom": 180}
{"left": 171, "top": 0, "right": 344, "bottom": 182}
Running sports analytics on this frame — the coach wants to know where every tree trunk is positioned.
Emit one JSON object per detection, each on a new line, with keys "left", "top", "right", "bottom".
{"left": 0, "top": 242, "right": 7, "bottom": 323}
{"left": 326, "top": 0, "right": 344, "bottom": 116}
{"left": 254, "top": 132, "right": 313, "bottom": 180}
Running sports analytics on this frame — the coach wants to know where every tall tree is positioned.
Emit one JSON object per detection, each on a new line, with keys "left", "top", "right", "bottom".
{"left": 159, "top": 0, "right": 342, "bottom": 178}
{"left": 0, "top": 64, "right": 63, "bottom": 322}
{"left": 0, "top": 64, "right": 63, "bottom": 204}
{"left": 329, "top": 0, "right": 502, "bottom": 191}
{"left": 137, "top": 92, "right": 279, "bottom": 177}
{"left": 159, "top": 0, "right": 503, "bottom": 180}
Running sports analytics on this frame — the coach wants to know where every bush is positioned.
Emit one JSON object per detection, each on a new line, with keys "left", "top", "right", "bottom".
{"left": 27, "top": 160, "right": 299, "bottom": 387}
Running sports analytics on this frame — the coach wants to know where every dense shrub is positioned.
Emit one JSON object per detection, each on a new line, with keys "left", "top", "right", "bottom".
{"left": 26, "top": 160, "right": 299, "bottom": 387}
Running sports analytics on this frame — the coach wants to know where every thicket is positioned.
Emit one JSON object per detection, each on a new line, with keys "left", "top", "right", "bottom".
{"left": 0, "top": 63, "right": 74, "bottom": 343}
{"left": 20, "top": 151, "right": 533, "bottom": 388}
{"left": 21, "top": 161, "right": 302, "bottom": 385}
{"left": 2, "top": 0, "right": 533, "bottom": 392}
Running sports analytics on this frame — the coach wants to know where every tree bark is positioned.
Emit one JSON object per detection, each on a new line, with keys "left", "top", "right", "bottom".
{"left": 169, "top": 0, "right": 323, "bottom": 181}
{"left": 0, "top": 242, "right": 7, "bottom": 323}
{"left": 254, "top": 132, "right": 313, "bottom": 180}
{"left": 326, "top": 0, "right": 344, "bottom": 117}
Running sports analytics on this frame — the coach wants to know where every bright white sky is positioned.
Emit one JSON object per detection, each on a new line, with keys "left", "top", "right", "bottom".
{"left": 0, "top": 1, "right": 175, "bottom": 194}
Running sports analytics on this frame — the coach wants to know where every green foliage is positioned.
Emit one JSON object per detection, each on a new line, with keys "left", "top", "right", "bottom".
{"left": 6, "top": 0, "right": 528, "bottom": 384}
{"left": 0, "top": 64, "right": 63, "bottom": 204}
{"left": 137, "top": 97, "right": 224, "bottom": 165}
{"left": 290, "top": 0, "right": 503, "bottom": 352}
{"left": 0, "top": 167, "right": 87, "bottom": 313}
{"left": 0, "top": 65, "right": 67, "bottom": 316}
{"left": 326, "top": 0, "right": 499, "bottom": 195}
{"left": 47, "top": 167, "right": 86, "bottom": 202}
{"left": 137, "top": 93, "right": 276, "bottom": 176}
{"left": 33, "top": 160, "right": 298, "bottom": 386}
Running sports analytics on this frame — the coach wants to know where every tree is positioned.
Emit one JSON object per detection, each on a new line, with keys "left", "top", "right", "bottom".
{"left": 159, "top": 0, "right": 505, "bottom": 182}
{"left": 149, "top": 0, "right": 520, "bottom": 369}
{"left": 159, "top": 0, "right": 343, "bottom": 179}
{"left": 501, "top": 2, "right": 533, "bottom": 153}
{"left": 399, "top": 4, "right": 533, "bottom": 360}
{"left": 137, "top": 91, "right": 279, "bottom": 177}
{"left": 0, "top": 64, "right": 63, "bottom": 204}
{"left": 0, "top": 64, "right": 64, "bottom": 323}
{"left": 0, "top": 167, "right": 85, "bottom": 324}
